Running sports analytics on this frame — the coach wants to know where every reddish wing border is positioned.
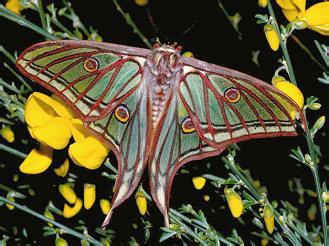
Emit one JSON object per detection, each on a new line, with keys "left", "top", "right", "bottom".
{"left": 16, "top": 40, "right": 151, "bottom": 121}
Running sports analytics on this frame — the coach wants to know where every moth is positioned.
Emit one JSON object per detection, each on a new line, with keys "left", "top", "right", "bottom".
{"left": 16, "top": 40, "right": 305, "bottom": 227}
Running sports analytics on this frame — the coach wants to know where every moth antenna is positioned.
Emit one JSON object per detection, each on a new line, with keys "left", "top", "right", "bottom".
{"left": 147, "top": 3, "right": 164, "bottom": 43}
{"left": 180, "top": 19, "right": 199, "bottom": 38}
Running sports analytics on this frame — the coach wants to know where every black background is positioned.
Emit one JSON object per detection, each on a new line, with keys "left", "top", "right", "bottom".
{"left": 0, "top": 0, "right": 328, "bottom": 244}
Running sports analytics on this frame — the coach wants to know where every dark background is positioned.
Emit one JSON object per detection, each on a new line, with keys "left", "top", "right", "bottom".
{"left": 0, "top": 0, "right": 328, "bottom": 244}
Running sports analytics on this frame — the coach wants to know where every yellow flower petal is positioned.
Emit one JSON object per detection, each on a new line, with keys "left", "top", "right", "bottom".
{"left": 273, "top": 78, "right": 304, "bottom": 118}
{"left": 32, "top": 117, "right": 72, "bottom": 149}
{"left": 264, "top": 24, "right": 280, "bottom": 51}
{"left": 84, "top": 183, "right": 96, "bottom": 210}
{"left": 19, "top": 145, "right": 53, "bottom": 174}
{"left": 63, "top": 198, "right": 82, "bottom": 218}
{"left": 71, "top": 118, "right": 89, "bottom": 142}
{"left": 301, "top": 2, "right": 329, "bottom": 36}
{"left": 51, "top": 95, "right": 75, "bottom": 119}
{"left": 54, "top": 159, "right": 70, "bottom": 177}
{"left": 276, "top": 0, "right": 305, "bottom": 12}
{"left": 135, "top": 191, "right": 147, "bottom": 215}
{"left": 282, "top": 9, "right": 300, "bottom": 22}
{"left": 68, "top": 137, "right": 109, "bottom": 170}
{"left": 135, "top": 0, "right": 148, "bottom": 7}
{"left": 192, "top": 177, "right": 206, "bottom": 190}
{"left": 224, "top": 188, "right": 244, "bottom": 218}
{"left": 100, "top": 199, "right": 111, "bottom": 215}
{"left": 258, "top": 0, "right": 268, "bottom": 8}
{"left": 59, "top": 183, "right": 77, "bottom": 204}
{"left": 1, "top": 127, "right": 14, "bottom": 143}
{"left": 25, "top": 93, "right": 58, "bottom": 128}
{"left": 5, "top": 0, "right": 24, "bottom": 15}
{"left": 263, "top": 204, "right": 275, "bottom": 234}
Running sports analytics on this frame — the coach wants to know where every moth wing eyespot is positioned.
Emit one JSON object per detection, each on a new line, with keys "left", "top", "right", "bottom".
{"left": 83, "top": 58, "right": 99, "bottom": 72}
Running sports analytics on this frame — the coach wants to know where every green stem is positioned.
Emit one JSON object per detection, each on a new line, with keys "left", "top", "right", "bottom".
{"left": 51, "top": 18, "right": 76, "bottom": 38}
{"left": 0, "top": 144, "right": 27, "bottom": 159}
{"left": 0, "top": 78, "right": 21, "bottom": 94}
{"left": 314, "top": 40, "right": 329, "bottom": 68}
{"left": 267, "top": 0, "right": 297, "bottom": 85}
{"left": 291, "top": 35, "right": 328, "bottom": 73}
{"left": 0, "top": 45, "right": 16, "bottom": 64}
{"left": 0, "top": 5, "right": 57, "bottom": 40}
{"left": 37, "top": 0, "right": 47, "bottom": 31}
{"left": 112, "top": 0, "right": 152, "bottom": 49}
{"left": 222, "top": 156, "right": 302, "bottom": 245}
{"left": 217, "top": 0, "right": 242, "bottom": 39}
{"left": 0, "top": 196, "right": 102, "bottom": 245}
{"left": 304, "top": 113, "right": 328, "bottom": 246}
{"left": 4, "top": 63, "right": 32, "bottom": 91}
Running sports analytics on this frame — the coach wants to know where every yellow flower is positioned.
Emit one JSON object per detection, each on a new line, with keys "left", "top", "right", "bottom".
{"left": 183, "top": 51, "right": 194, "bottom": 57}
{"left": 263, "top": 204, "right": 274, "bottom": 234}
{"left": 59, "top": 183, "right": 77, "bottom": 204}
{"left": 135, "top": 0, "right": 148, "bottom": 7}
{"left": 192, "top": 176, "right": 206, "bottom": 190}
{"left": 83, "top": 183, "right": 96, "bottom": 210}
{"left": 272, "top": 76, "right": 304, "bottom": 118}
{"left": 63, "top": 198, "right": 82, "bottom": 218}
{"left": 69, "top": 136, "right": 109, "bottom": 170}
{"left": 54, "top": 159, "right": 69, "bottom": 177}
{"left": 224, "top": 187, "right": 244, "bottom": 218}
{"left": 1, "top": 126, "right": 15, "bottom": 143}
{"left": 264, "top": 24, "right": 280, "bottom": 51}
{"left": 135, "top": 191, "right": 147, "bottom": 215}
{"left": 19, "top": 145, "right": 53, "bottom": 174}
{"left": 258, "top": 0, "right": 268, "bottom": 8}
{"left": 55, "top": 237, "right": 68, "bottom": 246}
{"left": 5, "top": 0, "right": 24, "bottom": 15}
{"left": 276, "top": 0, "right": 329, "bottom": 35}
{"left": 100, "top": 199, "right": 111, "bottom": 215}
{"left": 22, "top": 92, "right": 109, "bottom": 174}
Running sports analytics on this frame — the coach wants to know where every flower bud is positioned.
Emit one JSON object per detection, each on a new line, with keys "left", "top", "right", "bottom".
{"left": 44, "top": 209, "right": 54, "bottom": 227}
{"left": 264, "top": 23, "right": 280, "bottom": 51}
{"left": 313, "top": 116, "right": 325, "bottom": 130}
{"left": 263, "top": 204, "right": 274, "bottom": 234}
{"left": 5, "top": 196, "right": 15, "bottom": 210}
{"left": 258, "top": 0, "right": 268, "bottom": 8}
{"left": 54, "top": 159, "right": 69, "bottom": 177}
{"left": 55, "top": 237, "right": 68, "bottom": 246}
{"left": 63, "top": 198, "right": 82, "bottom": 218}
{"left": 59, "top": 184, "right": 77, "bottom": 204}
{"left": 322, "top": 191, "right": 329, "bottom": 203}
{"left": 100, "top": 199, "right": 111, "bottom": 215}
{"left": 83, "top": 183, "right": 96, "bottom": 210}
{"left": 308, "top": 103, "right": 321, "bottom": 110}
{"left": 224, "top": 188, "right": 244, "bottom": 218}
{"left": 192, "top": 176, "right": 206, "bottom": 190}
{"left": 1, "top": 127, "right": 14, "bottom": 143}
{"left": 135, "top": 191, "right": 147, "bottom": 215}
{"left": 204, "top": 195, "right": 210, "bottom": 201}
{"left": 304, "top": 154, "right": 312, "bottom": 164}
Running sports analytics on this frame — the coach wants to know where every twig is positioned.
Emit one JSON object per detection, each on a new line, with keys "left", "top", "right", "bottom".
{"left": 0, "top": 196, "right": 102, "bottom": 245}
{"left": 267, "top": 0, "right": 297, "bottom": 85}
{"left": 0, "top": 144, "right": 27, "bottom": 159}
{"left": 0, "top": 5, "right": 57, "bottom": 40}
{"left": 112, "top": 0, "right": 152, "bottom": 49}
